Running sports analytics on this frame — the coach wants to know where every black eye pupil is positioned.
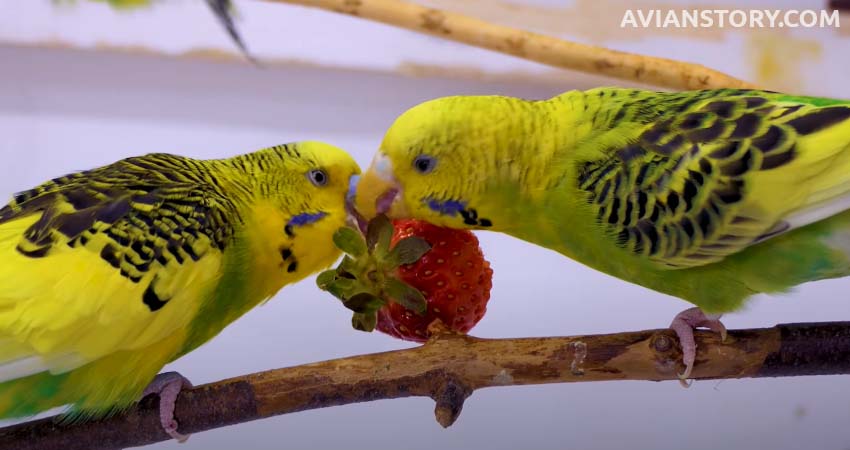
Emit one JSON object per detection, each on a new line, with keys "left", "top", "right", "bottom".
{"left": 309, "top": 170, "right": 327, "bottom": 186}
{"left": 414, "top": 156, "right": 435, "bottom": 173}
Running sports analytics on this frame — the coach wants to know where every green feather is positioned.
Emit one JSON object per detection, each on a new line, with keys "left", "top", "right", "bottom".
{"left": 370, "top": 88, "right": 850, "bottom": 313}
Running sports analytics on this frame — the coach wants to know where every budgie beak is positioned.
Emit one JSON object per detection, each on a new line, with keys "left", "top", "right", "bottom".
{"left": 346, "top": 174, "right": 368, "bottom": 232}
{"left": 355, "top": 153, "right": 408, "bottom": 220}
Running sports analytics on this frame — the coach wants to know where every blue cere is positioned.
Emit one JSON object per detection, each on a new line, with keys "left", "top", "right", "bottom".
{"left": 425, "top": 198, "right": 467, "bottom": 216}
{"left": 288, "top": 211, "right": 328, "bottom": 227}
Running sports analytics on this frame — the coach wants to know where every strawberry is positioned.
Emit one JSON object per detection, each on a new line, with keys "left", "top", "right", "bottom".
{"left": 377, "top": 219, "right": 493, "bottom": 341}
{"left": 317, "top": 215, "right": 493, "bottom": 342}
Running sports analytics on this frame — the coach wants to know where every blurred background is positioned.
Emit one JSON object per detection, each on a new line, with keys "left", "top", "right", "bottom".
{"left": 2, "top": 0, "right": 850, "bottom": 449}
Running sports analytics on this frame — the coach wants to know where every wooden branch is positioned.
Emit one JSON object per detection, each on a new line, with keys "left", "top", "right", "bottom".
{"left": 3, "top": 321, "right": 850, "bottom": 450}
{"left": 262, "top": 0, "right": 757, "bottom": 90}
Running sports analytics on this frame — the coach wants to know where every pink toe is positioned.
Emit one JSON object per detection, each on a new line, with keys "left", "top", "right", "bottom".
{"left": 669, "top": 307, "right": 728, "bottom": 384}
{"left": 142, "top": 372, "right": 193, "bottom": 442}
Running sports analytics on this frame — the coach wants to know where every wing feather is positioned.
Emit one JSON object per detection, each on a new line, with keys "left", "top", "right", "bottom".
{"left": 576, "top": 90, "right": 850, "bottom": 268}
{"left": 0, "top": 154, "right": 238, "bottom": 379}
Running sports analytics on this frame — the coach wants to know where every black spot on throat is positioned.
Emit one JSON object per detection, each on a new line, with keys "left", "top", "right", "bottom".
{"left": 280, "top": 248, "right": 293, "bottom": 260}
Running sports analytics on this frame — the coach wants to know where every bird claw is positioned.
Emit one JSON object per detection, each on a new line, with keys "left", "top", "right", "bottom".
{"left": 165, "top": 419, "right": 190, "bottom": 444}
{"left": 669, "top": 307, "right": 726, "bottom": 387}
{"left": 142, "top": 371, "right": 194, "bottom": 443}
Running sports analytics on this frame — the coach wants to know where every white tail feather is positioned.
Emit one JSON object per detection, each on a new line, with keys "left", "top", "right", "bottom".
{"left": 0, "top": 356, "right": 47, "bottom": 383}
{"left": 784, "top": 191, "right": 850, "bottom": 231}
{"left": 0, "top": 338, "right": 87, "bottom": 383}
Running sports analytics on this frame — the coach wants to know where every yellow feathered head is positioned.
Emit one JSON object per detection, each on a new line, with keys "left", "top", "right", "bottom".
{"left": 238, "top": 141, "right": 361, "bottom": 222}
{"left": 355, "top": 95, "right": 535, "bottom": 231}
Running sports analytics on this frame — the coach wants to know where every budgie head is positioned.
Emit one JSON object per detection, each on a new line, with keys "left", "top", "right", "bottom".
{"left": 267, "top": 140, "right": 360, "bottom": 222}
{"left": 228, "top": 141, "right": 361, "bottom": 295}
{"left": 241, "top": 140, "right": 357, "bottom": 208}
{"left": 236, "top": 141, "right": 361, "bottom": 250}
{"left": 356, "top": 95, "right": 533, "bottom": 230}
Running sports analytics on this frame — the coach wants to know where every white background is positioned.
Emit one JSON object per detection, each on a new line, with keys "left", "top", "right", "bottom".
{"left": 2, "top": 1, "right": 850, "bottom": 449}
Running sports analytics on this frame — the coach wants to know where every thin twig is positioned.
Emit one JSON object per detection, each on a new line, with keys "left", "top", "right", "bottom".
{"left": 262, "top": 0, "right": 757, "bottom": 90}
{"left": 2, "top": 321, "right": 850, "bottom": 450}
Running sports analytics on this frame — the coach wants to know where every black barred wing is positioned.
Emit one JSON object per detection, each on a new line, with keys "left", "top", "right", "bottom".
{"left": 576, "top": 90, "right": 850, "bottom": 269}
{"left": 0, "top": 154, "right": 238, "bottom": 302}
{"left": 0, "top": 154, "right": 246, "bottom": 374}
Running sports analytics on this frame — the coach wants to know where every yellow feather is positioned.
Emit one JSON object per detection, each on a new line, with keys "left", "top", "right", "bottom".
{"left": 0, "top": 212, "right": 222, "bottom": 367}
{"left": 0, "top": 141, "right": 361, "bottom": 419}
{"left": 746, "top": 110, "right": 850, "bottom": 227}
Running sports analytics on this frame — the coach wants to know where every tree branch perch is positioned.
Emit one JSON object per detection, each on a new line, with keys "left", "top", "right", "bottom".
{"left": 262, "top": 0, "right": 757, "bottom": 90}
{"left": 3, "top": 321, "right": 850, "bottom": 450}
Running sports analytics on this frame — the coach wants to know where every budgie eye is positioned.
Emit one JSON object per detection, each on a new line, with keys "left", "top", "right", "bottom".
{"left": 413, "top": 155, "right": 436, "bottom": 174}
{"left": 308, "top": 169, "right": 328, "bottom": 187}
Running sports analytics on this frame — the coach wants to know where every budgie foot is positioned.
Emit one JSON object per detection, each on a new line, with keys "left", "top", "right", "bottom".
{"left": 142, "top": 372, "right": 194, "bottom": 443}
{"left": 669, "top": 307, "right": 727, "bottom": 387}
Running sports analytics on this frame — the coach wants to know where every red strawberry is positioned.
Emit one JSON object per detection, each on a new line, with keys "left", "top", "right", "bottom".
{"left": 377, "top": 220, "right": 493, "bottom": 342}
{"left": 317, "top": 215, "right": 493, "bottom": 342}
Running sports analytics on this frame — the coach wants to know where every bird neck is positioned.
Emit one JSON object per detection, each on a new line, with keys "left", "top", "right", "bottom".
{"left": 478, "top": 92, "right": 592, "bottom": 233}
{"left": 478, "top": 90, "right": 631, "bottom": 267}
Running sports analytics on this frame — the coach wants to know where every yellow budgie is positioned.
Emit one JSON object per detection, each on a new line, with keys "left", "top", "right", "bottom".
{"left": 0, "top": 142, "right": 360, "bottom": 439}
{"left": 355, "top": 88, "right": 850, "bottom": 380}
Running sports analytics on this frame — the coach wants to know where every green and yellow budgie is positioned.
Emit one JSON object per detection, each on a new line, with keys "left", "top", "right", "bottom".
{"left": 0, "top": 142, "right": 360, "bottom": 439}
{"left": 355, "top": 88, "right": 850, "bottom": 379}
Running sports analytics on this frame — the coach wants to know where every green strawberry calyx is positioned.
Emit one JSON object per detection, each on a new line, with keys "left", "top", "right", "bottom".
{"left": 317, "top": 215, "right": 431, "bottom": 332}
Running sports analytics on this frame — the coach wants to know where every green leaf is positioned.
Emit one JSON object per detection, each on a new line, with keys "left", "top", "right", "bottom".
{"left": 340, "top": 255, "right": 359, "bottom": 274}
{"left": 352, "top": 312, "right": 378, "bottom": 332}
{"left": 342, "top": 292, "right": 383, "bottom": 313}
{"left": 366, "top": 214, "right": 393, "bottom": 255}
{"left": 316, "top": 269, "right": 338, "bottom": 290}
{"left": 324, "top": 277, "right": 358, "bottom": 301}
{"left": 385, "top": 236, "right": 431, "bottom": 269}
{"left": 333, "top": 227, "right": 366, "bottom": 256}
{"left": 383, "top": 278, "right": 427, "bottom": 314}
